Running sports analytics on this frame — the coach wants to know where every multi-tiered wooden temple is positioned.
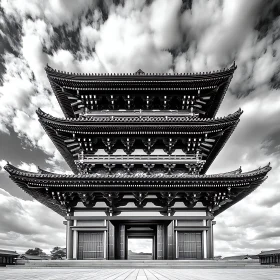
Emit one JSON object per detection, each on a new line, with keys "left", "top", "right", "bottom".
{"left": 5, "top": 63, "right": 271, "bottom": 260}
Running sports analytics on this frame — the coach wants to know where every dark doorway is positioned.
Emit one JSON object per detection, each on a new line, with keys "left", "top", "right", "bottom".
{"left": 127, "top": 237, "right": 154, "bottom": 260}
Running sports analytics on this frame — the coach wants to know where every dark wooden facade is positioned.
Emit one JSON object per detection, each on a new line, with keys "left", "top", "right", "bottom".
{"left": 5, "top": 64, "right": 271, "bottom": 260}
{"left": 259, "top": 250, "right": 280, "bottom": 265}
{"left": 0, "top": 250, "right": 19, "bottom": 266}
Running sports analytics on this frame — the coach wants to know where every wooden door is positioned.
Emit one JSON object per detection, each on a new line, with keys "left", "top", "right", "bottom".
{"left": 178, "top": 232, "right": 202, "bottom": 259}
{"left": 78, "top": 232, "right": 104, "bottom": 259}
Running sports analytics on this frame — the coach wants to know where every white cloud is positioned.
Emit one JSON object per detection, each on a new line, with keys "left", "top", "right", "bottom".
{"left": 1, "top": 0, "right": 95, "bottom": 27}
{"left": 0, "top": 188, "right": 65, "bottom": 253}
{"left": 149, "top": 0, "right": 182, "bottom": 50}
{"left": 0, "top": 0, "right": 280, "bottom": 257}
{"left": 17, "top": 162, "right": 38, "bottom": 172}
{"left": 0, "top": 160, "right": 8, "bottom": 172}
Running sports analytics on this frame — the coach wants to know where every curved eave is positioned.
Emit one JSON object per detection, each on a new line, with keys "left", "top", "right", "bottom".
{"left": 5, "top": 163, "right": 271, "bottom": 217}
{"left": 214, "top": 175, "right": 268, "bottom": 216}
{"left": 38, "top": 118, "right": 79, "bottom": 174}
{"left": 46, "top": 64, "right": 236, "bottom": 119}
{"left": 201, "top": 116, "right": 239, "bottom": 174}
{"left": 37, "top": 108, "right": 242, "bottom": 126}
{"left": 4, "top": 166, "right": 66, "bottom": 216}
{"left": 4, "top": 162, "right": 271, "bottom": 182}
{"left": 37, "top": 109, "right": 242, "bottom": 174}
{"left": 45, "top": 64, "right": 236, "bottom": 82}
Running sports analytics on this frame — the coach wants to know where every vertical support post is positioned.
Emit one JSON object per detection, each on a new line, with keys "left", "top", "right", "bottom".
{"left": 207, "top": 220, "right": 213, "bottom": 259}
{"left": 212, "top": 221, "right": 216, "bottom": 258}
{"left": 119, "top": 224, "right": 125, "bottom": 260}
{"left": 202, "top": 220, "right": 207, "bottom": 259}
{"left": 157, "top": 224, "right": 164, "bottom": 259}
{"left": 167, "top": 221, "right": 175, "bottom": 259}
{"left": 108, "top": 221, "right": 115, "bottom": 260}
{"left": 66, "top": 218, "right": 73, "bottom": 259}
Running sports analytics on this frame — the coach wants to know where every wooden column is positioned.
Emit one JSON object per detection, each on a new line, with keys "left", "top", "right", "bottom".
{"left": 167, "top": 221, "right": 175, "bottom": 259}
{"left": 66, "top": 219, "right": 73, "bottom": 259}
{"left": 108, "top": 221, "right": 115, "bottom": 259}
{"left": 206, "top": 220, "right": 213, "bottom": 259}
{"left": 212, "top": 221, "right": 216, "bottom": 258}
{"left": 119, "top": 224, "right": 125, "bottom": 260}
{"left": 157, "top": 224, "right": 164, "bottom": 259}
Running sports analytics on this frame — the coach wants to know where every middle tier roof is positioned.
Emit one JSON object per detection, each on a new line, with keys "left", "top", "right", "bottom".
{"left": 37, "top": 109, "right": 242, "bottom": 174}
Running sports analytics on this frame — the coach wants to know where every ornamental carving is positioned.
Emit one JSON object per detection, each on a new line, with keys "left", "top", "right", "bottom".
{"left": 163, "top": 138, "right": 178, "bottom": 155}
{"left": 102, "top": 138, "right": 117, "bottom": 154}
{"left": 133, "top": 192, "right": 148, "bottom": 207}
{"left": 143, "top": 163, "right": 155, "bottom": 174}
{"left": 77, "top": 192, "right": 96, "bottom": 208}
{"left": 142, "top": 138, "right": 157, "bottom": 155}
{"left": 121, "top": 138, "right": 135, "bottom": 155}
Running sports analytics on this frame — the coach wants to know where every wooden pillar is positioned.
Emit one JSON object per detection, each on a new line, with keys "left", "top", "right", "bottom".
{"left": 167, "top": 221, "right": 175, "bottom": 259}
{"left": 157, "top": 224, "right": 164, "bottom": 259}
{"left": 119, "top": 224, "right": 125, "bottom": 260}
{"left": 66, "top": 219, "right": 73, "bottom": 259}
{"left": 108, "top": 221, "right": 115, "bottom": 259}
{"left": 207, "top": 220, "right": 214, "bottom": 259}
{"left": 202, "top": 220, "right": 207, "bottom": 259}
{"left": 212, "top": 221, "right": 216, "bottom": 258}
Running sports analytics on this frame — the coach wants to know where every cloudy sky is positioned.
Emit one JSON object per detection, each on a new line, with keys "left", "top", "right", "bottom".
{"left": 0, "top": 0, "right": 280, "bottom": 257}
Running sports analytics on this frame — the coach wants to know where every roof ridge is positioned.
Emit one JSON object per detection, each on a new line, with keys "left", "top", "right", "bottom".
{"left": 45, "top": 62, "right": 237, "bottom": 77}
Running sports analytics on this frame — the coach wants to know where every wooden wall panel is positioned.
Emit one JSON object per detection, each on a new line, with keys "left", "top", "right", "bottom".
{"left": 78, "top": 232, "right": 104, "bottom": 259}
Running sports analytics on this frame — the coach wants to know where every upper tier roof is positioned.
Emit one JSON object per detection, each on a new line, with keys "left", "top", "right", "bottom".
{"left": 37, "top": 108, "right": 242, "bottom": 174}
{"left": 5, "top": 162, "right": 271, "bottom": 216}
{"left": 45, "top": 63, "right": 237, "bottom": 118}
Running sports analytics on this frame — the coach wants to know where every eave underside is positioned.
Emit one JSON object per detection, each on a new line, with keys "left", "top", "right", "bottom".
{"left": 45, "top": 65, "right": 236, "bottom": 119}
{"left": 37, "top": 109, "right": 241, "bottom": 175}
{"left": 5, "top": 163, "right": 271, "bottom": 217}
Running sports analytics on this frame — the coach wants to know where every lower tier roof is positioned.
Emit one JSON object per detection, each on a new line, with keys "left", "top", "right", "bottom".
{"left": 4, "top": 163, "right": 271, "bottom": 217}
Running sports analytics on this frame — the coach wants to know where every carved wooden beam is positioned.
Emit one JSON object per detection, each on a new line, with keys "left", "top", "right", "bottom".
{"left": 142, "top": 138, "right": 157, "bottom": 155}
{"left": 102, "top": 138, "right": 117, "bottom": 155}
{"left": 143, "top": 163, "right": 155, "bottom": 174}
{"left": 103, "top": 163, "right": 116, "bottom": 174}
{"left": 133, "top": 192, "right": 148, "bottom": 208}
{"left": 163, "top": 138, "right": 178, "bottom": 155}
{"left": 163, "top": 163, "right": 176, "bottom": 174}
{"left": 121, "top": 138, "right": 135, "bottom": 155}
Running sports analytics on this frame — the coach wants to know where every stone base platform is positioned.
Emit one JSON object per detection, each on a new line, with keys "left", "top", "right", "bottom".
{"left": 6, "top": 259, "right": 275, "bottom": 269}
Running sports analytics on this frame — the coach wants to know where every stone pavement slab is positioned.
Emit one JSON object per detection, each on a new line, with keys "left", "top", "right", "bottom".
{"left": 1, "top": 268, "right": 280, "bottom": 280}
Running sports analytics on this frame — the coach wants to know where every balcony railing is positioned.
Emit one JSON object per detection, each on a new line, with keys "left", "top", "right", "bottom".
{"left": 76, "top": 153, "right": 205, "bottom": 164}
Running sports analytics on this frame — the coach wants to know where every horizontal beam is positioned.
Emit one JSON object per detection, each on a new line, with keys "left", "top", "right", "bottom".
{"left": 174, "top": 226, "right": 210, "bottom": 231}
{"left": 73, "top": 207, "right": 207, "bottom": 212}
{"left": 76, "top": 155, "right": 204, "bottom": 164}
{"left": 70, "top": 226, "right": 107, "bottom": 231}
{"left": 66, "top": 216, "right": 213, "bottom": 221}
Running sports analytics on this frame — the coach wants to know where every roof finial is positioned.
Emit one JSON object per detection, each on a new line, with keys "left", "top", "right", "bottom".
{"left": 229, "top": 61, "right": 237, "bottom": 69}
{"left": 135, "top": 69, "right": 145, "bottom": 75}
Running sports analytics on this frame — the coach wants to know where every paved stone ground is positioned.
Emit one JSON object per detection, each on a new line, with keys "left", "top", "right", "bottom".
{"left": 1, "top": 268, "right": 280, "bottom": 280}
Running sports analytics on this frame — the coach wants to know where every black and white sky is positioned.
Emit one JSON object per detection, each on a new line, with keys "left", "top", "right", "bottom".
{"left": 0, "top": 0, "right": 280, "bottom": 256}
